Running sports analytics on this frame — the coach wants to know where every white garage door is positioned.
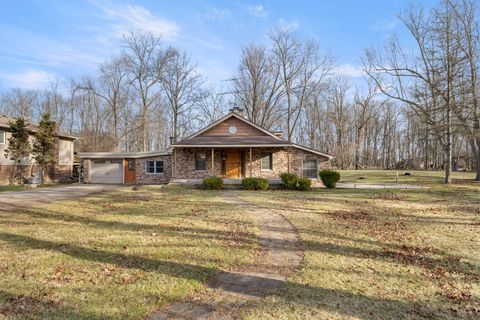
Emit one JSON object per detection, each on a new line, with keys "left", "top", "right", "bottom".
{"left": 90, "top": 159, "right": 123, "bottom": 184}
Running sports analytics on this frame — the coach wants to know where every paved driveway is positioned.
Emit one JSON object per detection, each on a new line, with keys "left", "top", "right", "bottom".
{"left": 0, "top": 184, "right": 122, "bottom": 208}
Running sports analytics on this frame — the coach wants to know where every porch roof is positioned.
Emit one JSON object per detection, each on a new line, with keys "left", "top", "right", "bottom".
{"left": 172, "top": 135, "right": 285, "bottom": 146}
{"left": 173, "top": 136, "right": 334, "bottom": 159}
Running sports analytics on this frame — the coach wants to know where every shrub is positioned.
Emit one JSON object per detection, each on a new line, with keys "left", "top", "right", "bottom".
{"left": 242, "top": 177, "right": 269, "bottom": 190}
{"left": 202, "top": 176, "right": 223, "bottom": 190}
{"left": 319, "top": 170, "right": 340, "bottom": 188}
{"left": 279, "top": 172, "right": 299, "bottom": 189}
{"left": 297, "top": 177, "right": 312, "bottom": 191}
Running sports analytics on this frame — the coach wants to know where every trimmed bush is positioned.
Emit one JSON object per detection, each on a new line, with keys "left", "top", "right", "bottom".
{"left": 202, "top": 176, "right": 223, "bottom": 190}
{"left": 279, "top": 172, "right": 299, "bottom": 189}
{"left": 297, "top": 177, "right": 312, "bottom": 191}
{"left": 242, "top": 177, "right": 269, "bottom": 190}
{"left": 319, "top": 170, "right": 340, "bottom": 188}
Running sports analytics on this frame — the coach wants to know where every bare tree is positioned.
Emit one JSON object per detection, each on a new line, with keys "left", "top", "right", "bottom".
{"left": 159, "top": 48, "right": 204, "bottom": 142}
{"left": 363, "top": 1, "right": 464, "bottom": 183}
{"left": 233, "top": 44, "right": 285, "bottom": 129}
{"left": 122, "top": 32, "right": 163, "bottom": 151}
{"left": 353, "top": 78, "right": 381, "bottom": 169}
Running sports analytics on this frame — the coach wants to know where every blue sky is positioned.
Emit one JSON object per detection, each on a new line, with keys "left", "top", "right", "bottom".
{"left": 0, "top": 0, "right": 437, "bottom": 91}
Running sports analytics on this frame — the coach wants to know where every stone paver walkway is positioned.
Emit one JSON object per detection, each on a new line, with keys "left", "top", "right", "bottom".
{"left": 148, "top": 191, "right": 303, "bottom": 320}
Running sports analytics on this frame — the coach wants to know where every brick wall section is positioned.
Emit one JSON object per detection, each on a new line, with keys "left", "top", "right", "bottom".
{"left": 174, "top": 148, "right": 222, "bottom": 179}
{"left": 0, "top": 164, "right": 62, "bottom": 184}
{"left": 172, "top": 146, "right": 330, "bottom": 180}
{"left": 135, "top": 155, "right": 172, "bottom": 184}
{"left": 54, "top": 165, "right": 72, "bottom": 182}
{"left": 200, "top": 117, "right": 268, "bottom": 137}
{"left": 246, "top": 147, "right": 329, "bottom": 179}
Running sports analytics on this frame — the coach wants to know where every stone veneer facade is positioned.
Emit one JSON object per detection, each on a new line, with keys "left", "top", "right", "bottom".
{"left": 173, "top": 146, "right": 329, "bottom": 180}
{"left": 81, "top": 146, "right": 330, "bottom": 184}
{"left": 173, "top": 148, "right": 222, "bottom": 180}
{"left": 135, "top": 155, "right": 172, "bottom": 184}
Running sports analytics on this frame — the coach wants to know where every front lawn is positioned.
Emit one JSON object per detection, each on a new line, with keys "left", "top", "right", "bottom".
{"left": 1, "top": 175, "right": 478, "bottom": 320}
{"left": 338, "top": 169, "right": 477, "bottom": 186}
{"left": 0, "top": 185, "right": 24, "bottom": 193}
{"left": 237, "top": 183, "right": 480, "bottom": 319}
{"left": 0, "top": 186, "right": 257, "bottom": 319}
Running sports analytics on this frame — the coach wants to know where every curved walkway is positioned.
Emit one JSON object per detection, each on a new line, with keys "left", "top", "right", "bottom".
{"left": 148, "top": 191, "right": 303, "bottom": 320}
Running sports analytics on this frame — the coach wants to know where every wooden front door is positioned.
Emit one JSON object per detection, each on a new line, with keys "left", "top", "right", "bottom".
{"left": 225, "top": 151, "right": 241, "bottom": 178}
{"left": 124, "top": 159, "right": 136, "bottom": 184}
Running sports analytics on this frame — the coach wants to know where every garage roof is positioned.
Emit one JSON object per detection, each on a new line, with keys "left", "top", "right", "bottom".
{"left": 79, "top": 150, "right": 170, "bottom": 159}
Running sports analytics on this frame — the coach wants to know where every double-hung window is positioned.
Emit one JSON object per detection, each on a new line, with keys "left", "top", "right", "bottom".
{"left": 260, "top": 152, "right": 273, "bottom": 170}
{"left": 302, "top": 159, "right": 318, "bottom": 178}
{"left": 146, "top": 160, "right": 164, "bottom": 174}
{"left": 195, "top": 152, "right": 206, "bottom": 170}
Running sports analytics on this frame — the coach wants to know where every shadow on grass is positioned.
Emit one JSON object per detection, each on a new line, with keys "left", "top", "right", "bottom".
{"left": 0, "top": 206, "right": 257, "bottom": 248}
{"left": 0, "top": 290, "right": 115, "bottom": 320}
{"left": 0, "top": 232, "right": 469, "bottom": 320}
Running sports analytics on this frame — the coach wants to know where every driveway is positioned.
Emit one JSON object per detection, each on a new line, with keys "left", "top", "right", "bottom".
{"left": 0, "top": 184, "right": 122, "bottom": 208}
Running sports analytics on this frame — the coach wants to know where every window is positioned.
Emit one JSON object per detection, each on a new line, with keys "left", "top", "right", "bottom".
{"left": 93, "top": 160, "right": 106, "bottom": 164}
{"left": 146, "top": 160, "right": 164, "bottom": 174}
{"left": 127, "top": 160, "right": 135, "bottom": 171}
{"left": 0, "top": 130, "right": 4, "bottom": 144}
{"left": 261, "top": 152, "right": 272, "bottom": 170}
{"left": 110, "top": 160, "right": 122, "bottom": 164}
{"left": 195, "top": 151, "right": 206, "bottom": 171}
{"left": 303, "top": 160, "right": 318, "bottom": 178}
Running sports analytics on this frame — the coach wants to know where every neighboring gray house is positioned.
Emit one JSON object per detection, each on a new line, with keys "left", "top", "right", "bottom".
{"left": 0, "top": 116, "right": 77, "bottom": 184}
{"left": 79, "top": 108, "right": 332, "bottom": 184}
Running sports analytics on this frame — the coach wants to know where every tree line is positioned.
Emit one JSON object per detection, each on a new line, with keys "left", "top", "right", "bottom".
{"left": 0, "top": 0, "right": 478, "bottom": 182}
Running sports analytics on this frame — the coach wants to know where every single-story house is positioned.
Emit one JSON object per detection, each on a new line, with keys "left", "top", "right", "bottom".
{"left": 0, "top": 116, "right": 77, "bottom": 184}
{"left": 79, "top": 108, "right": 333, "bottom": 184}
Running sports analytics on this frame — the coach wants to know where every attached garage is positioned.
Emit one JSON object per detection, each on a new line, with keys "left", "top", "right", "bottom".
{"left": 90, "top": 159, "right": 123, "bottom": 184}
{"left": 79, "top": 151, "right": 172, "bottom": 185}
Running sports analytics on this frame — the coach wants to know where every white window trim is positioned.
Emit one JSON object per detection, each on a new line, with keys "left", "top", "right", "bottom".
{"left": 145, "top": 160, "right": 164, "bottom": 175}
{"left": 0, "top": 130, "right": 5, "bottom": 144}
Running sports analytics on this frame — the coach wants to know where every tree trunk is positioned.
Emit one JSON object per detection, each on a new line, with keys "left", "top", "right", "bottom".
{"left": 40, "top": 164, "right": 45, "bottom": 186}
{"left": 445, "top": 107, "right": 452, "bottom": 184}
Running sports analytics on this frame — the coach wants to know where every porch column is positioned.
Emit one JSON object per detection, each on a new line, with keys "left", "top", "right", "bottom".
{"left": 173, "top": 148, "right": 176, "bottom": 179}
{"left": 287, "top": 148, "right": 291, "bottom": 173}
{"left": 211, "top": 148, "right": 214, "bottom": 176}
{"left": 249, "top": 147, "right": 252, "bottom": 177}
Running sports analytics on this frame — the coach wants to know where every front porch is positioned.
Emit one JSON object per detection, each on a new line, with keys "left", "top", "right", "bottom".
{"left": 173, "top": 147, "right": 290, "bottom": 180}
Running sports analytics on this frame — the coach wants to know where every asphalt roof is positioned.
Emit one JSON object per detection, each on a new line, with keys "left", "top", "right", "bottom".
{"left": 0, "top": 116, "right": 77, "bottom": 139}
{"left": 174, "top": 135, "right": 287, "bottom": 146}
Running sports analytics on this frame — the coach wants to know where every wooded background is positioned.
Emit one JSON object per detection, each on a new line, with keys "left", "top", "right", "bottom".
{"left": 0, "top": 0, "right": 478, "bottom": 181}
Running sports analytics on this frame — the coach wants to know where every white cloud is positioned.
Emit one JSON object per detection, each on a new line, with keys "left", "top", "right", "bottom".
{"left": 277, "top": 18, "right": 299, "bottom": 32}
{"left": 199, "top": 6, "right": 232, "bottom": 21}
{"left": 334, "top": 64, "right": 364, "bottom": 78}
{"left": 247, "top": 5, "right": 268, "bottom": 19}
{"left": 97, "top": 3, "right": 179, "bottom": 39}
{"left": 0, "top": 69, "right": 56, "bottom": 89}
{"left": 370, "top": 19, "right": 399, "bottom": 32}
